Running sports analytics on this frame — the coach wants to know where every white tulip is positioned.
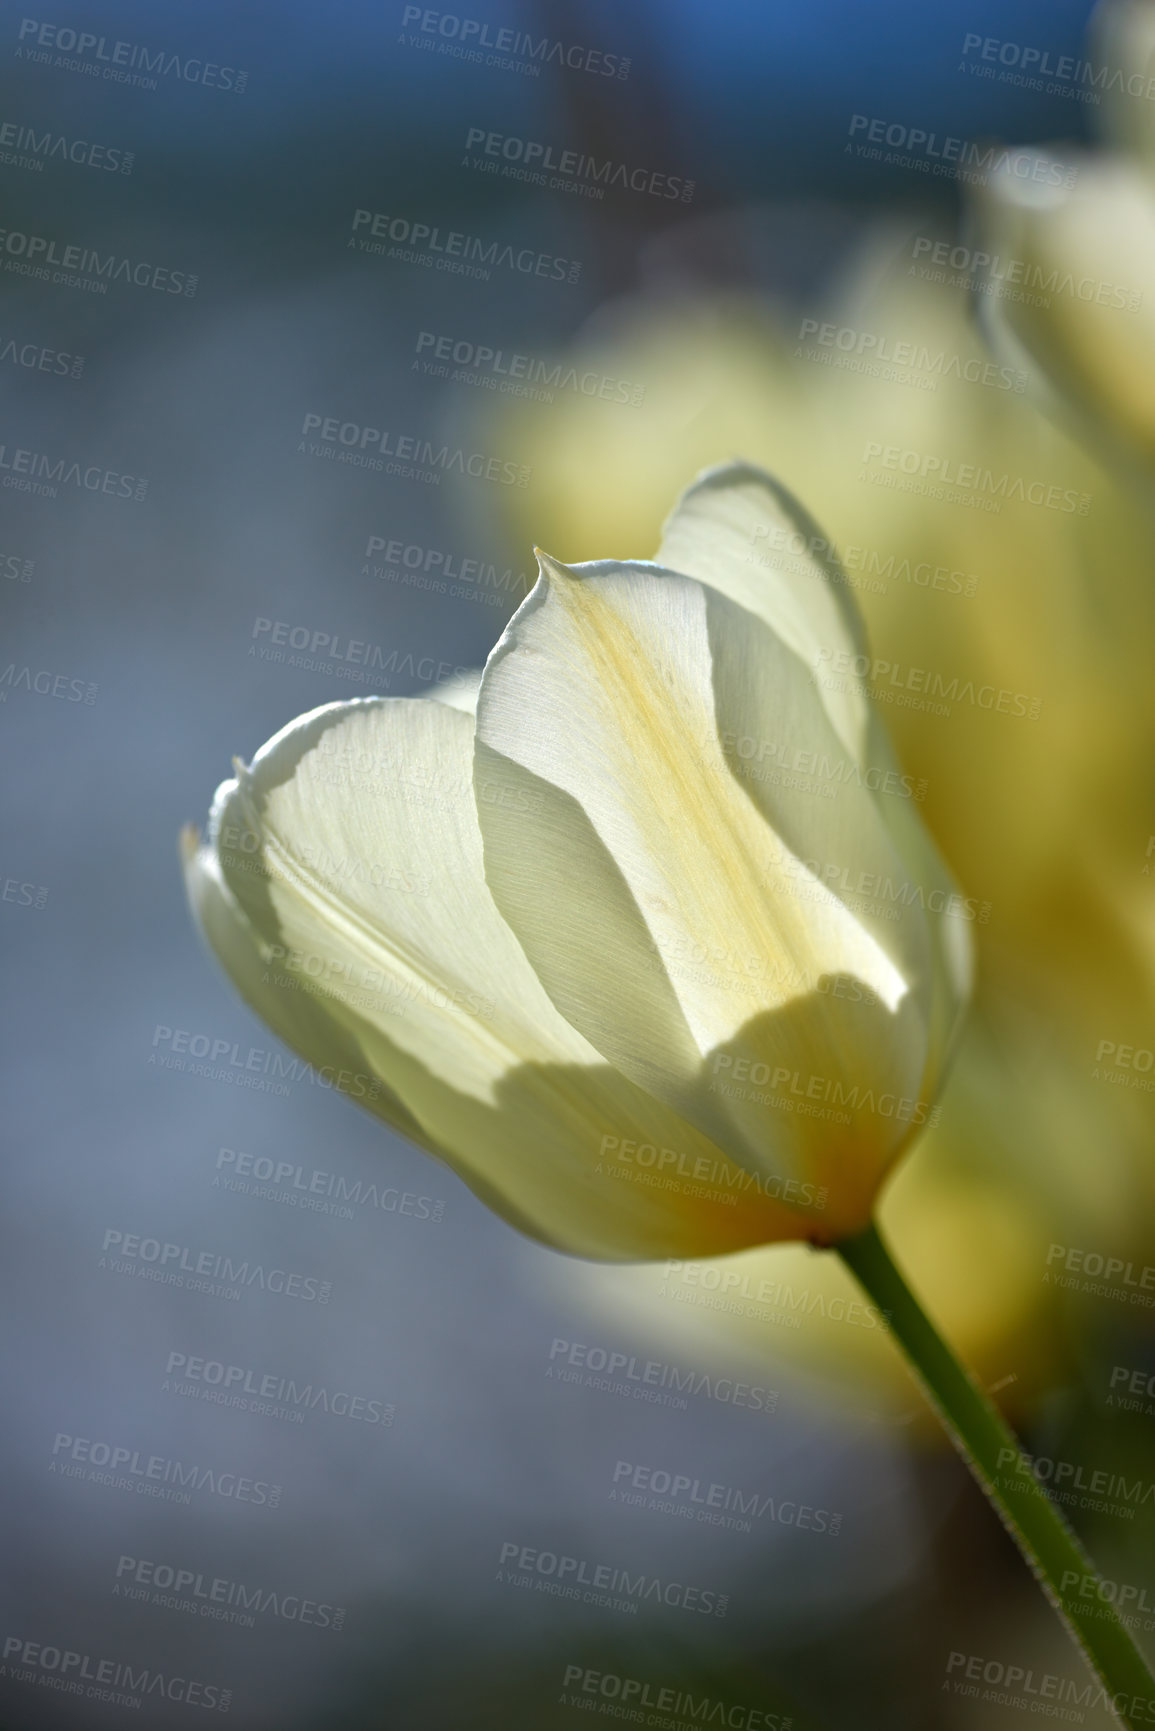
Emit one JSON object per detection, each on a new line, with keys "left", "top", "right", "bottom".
{"left": 184, "top": 463, "right": 970, "bottom": 1258}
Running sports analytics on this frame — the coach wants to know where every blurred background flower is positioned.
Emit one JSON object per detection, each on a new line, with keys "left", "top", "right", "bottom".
{"left": 969, "top": 0, "right": 1155, "bottom": 489}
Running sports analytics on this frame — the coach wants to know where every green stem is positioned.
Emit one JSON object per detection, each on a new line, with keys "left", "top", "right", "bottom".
{"left": 835, "top": 1219, "right": 1155, "bottom": 1729}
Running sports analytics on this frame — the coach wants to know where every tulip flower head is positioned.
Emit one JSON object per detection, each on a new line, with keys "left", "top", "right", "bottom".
{"left": 184, "top": 464, "right": 971, "bottom": 1261}
{"left": 969, "top": 0, "right": 1155, "bottom": 486}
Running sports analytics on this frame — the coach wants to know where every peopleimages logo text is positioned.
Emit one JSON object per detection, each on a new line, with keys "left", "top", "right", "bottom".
{"left": 860, "top": 440, "right": 1091, "bottom": 515}
{"left": 0, "top": 442, "right": 146, "bottom": 499}
{"left": 299, "top": 412, "right": 529, "bottom": 486}
{"left": 350, "top": 208, "right": 581, "bottom": 283}
{"left": 0, "top": 335, "right": 83, "bottom": 378}
{"left": 797, "top": 317, "right": 1024, "bottom": 392}
{"left": 215, "top": 1145, "right": 445, "bottom": 1222}
{"left": 0, "top": 226, "right": 196, "bottom": 294}
{"left": 101, "top": 1229, "right": 332, "bottom": 1304}
{"left": 49, "top": 1430, "right": 282, "bottom": 1507}
{"left": 496, "top": 1541, "right": 729, "bottom": 1615}
{"left": 848, "top": 115, "right": 1076, "bottom": 186}
{"left": 463, "top": 127, "right": 693, "bottom": 201}
{"left": 400, "top": 8, "right": 629, "bottom": 78}
{"left": 0, "top": 117, "right": 132, "bottom": 173}
{"left": 114, "top": 1555, "right": 345, "bottom": 1631}
{"left": 415, "top": 330, "right": 644, "bottom": 404}
{"left": 909, "top": 237, "right": 1142, "bottom": 311}
{"left": 611, "top": 1460, "right": 842, "bottom": 1535}
{"left": 560, "top": 1665, "right": 789, "bottom": 1729}
{"left": 1, "top": 1637, "right": 230, "bottom": 1711}
{"left": 16, "top": 19, "right": 248, "bottom": 91}
{"left": 546, "top": 1336, "right": 778, "bottom": 1412}
{"left": 163, "top": 1352, "right": 394, "bottom": 1426}
{"left": 149, "top": 1023, "right": 380, "bottom": 1100}
{"left": 960, "top": 33, "right": 1155, "bottom": 101}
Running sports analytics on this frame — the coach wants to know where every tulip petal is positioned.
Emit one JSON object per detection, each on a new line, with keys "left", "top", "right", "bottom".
{"left": 476, "top": 558, "right": 940, "bottom": 1224}
{"left": 655, "top": 461, "right": 871, "bottom": 761}
{"left": 861, "top": 716, "right": 974, "bottom": 1089}
{"left": 185, "top": 697, "right": 811, "bottom": 1257}
{"left": 655, "top": 461, "right": 970, "bottom": 1082}
{"left": 182, "top": 814, "right": 430, "bottom": 1151}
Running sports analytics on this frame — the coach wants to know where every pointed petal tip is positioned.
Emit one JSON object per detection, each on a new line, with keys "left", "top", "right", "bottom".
{"left": 534, "top": 547, "right": 572, "bottom": 580}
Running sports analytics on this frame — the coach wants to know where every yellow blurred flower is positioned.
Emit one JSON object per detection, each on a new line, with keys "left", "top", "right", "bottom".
{"left": 969, "top": 154, "right": 1155, "bottom": 484}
